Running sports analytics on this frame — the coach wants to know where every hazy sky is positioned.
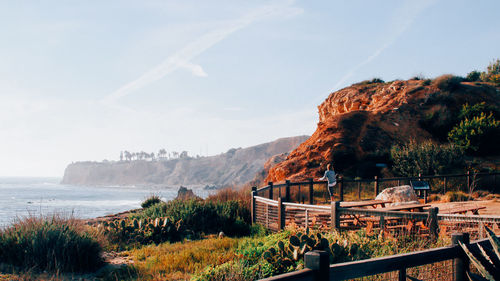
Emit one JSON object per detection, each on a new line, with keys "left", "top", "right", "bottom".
{"left": 1, "top": 0, "right": 499, "bottom": 177}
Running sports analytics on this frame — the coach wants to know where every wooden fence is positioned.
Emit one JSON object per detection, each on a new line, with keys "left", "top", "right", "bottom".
{"left": 253, "top": 172, "right": 500, "bottom": 205}
{"left": 260, "top": 233, "right": 485, "bottom": 281}
{"left": 251, "top": 195, "right": 500, "bottom": 239}
{"left": 252, "top": 195, "right": 440, "bottom": 237}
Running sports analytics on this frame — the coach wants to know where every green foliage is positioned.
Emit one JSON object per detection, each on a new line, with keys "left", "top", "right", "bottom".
{"left": 98, "top": 217, "right": 185, "bottom": 249}
{"left": 448, "top": 111, "right": 500, "bottom": 155}
{"left": 466, "top": 70, "right": 482, "bottom": 82}
{"left": 433, "top": 74, "right": 463, "bottom": 91}
{"left": 390, "top": 140, "right": 464, "bottom": 177}
{"left": 458, "top": 102, "right": 498, "bottom": 121}
{"left": 480, "top": 58, "right": 500, "bottom": 84}
{"left": 131, "top": 199, "right": 251, "bottom": 238}
{"left": 459, "top": 226, "right": 500, "bottom": 280}
{"left": 353, "top": 78, "right": 385, "bottom": 86}
{"left": 141, "top": 194, "right": 162, "bottom": 209}
{"left": 0, "top": 216, "right": 102, "bottom": 273}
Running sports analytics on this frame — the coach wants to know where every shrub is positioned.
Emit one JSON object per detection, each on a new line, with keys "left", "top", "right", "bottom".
{"left": 0, "top": 216, "right": 103, "bottom": 273}
{"left": 353, "top": 78, "right": 385, "bottom": 86}
{"left": 141, "top": 194, "right": 162, "bottom": 208}
{"left": 480, "top": 58, "right": 500, "bottom": 83}
{"left": 442, "top": 191, "right": 469, "bottom": 202}
{"left": 466, "top": 70, "right": 481, "bottom": 82}
{"left": 132, "top": 199, "right": 251, "bottom": 237}
{"left": 411, "top": 74, "right": 425, "bottom": 80}
{"left": 448, "top": 112, "right": 500, "bottom": 155}
{"left": 390, "top": 140, "right": 464, "bottom": 177}
{"left": 433, "top": 74, "right": 463, "bottom": 91}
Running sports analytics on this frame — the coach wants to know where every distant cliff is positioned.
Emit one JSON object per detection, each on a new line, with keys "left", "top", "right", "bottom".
{"left": 61, "top": 136, "right": 308, "bottom": 187}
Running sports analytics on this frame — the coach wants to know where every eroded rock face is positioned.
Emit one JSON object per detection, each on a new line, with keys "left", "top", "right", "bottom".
{"left": 266, "top": 80, "right": 500, "bottom": 182}
{"left": 375, "top": 185, "right": 419, "bottom": 206}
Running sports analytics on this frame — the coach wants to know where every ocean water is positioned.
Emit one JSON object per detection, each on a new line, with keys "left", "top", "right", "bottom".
{"left": 0, "top": 177, "right": 212, "bottom": 228}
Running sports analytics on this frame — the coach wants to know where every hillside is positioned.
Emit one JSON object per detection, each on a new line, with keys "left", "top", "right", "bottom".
{"left": 266, "top": 79, "right": 500, "bottom": 182}
{"left": 61, "top": 136, "right": 308, "bottom": 187}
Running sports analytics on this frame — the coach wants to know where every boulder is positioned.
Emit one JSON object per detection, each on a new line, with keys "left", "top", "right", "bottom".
{"left": 375, "top": 185, "right": 419, "bottom": 206}
{"left": 175, "top": 186, "right": 201, "bottom": 201}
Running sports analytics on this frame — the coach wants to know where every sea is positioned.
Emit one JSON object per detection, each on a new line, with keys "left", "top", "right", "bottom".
{"left": 0, "top": 177, "right": 213, "bottom": 228}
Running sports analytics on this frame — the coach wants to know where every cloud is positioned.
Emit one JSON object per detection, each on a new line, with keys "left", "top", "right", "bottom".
{"left": 332, "top": 0, "right": 436, "bottom": 90}
{"left": 177, "top": 60, "right": 208, "bottom": 77}
{"left": 102, "top": 0, "right": 303, "bottom": 104}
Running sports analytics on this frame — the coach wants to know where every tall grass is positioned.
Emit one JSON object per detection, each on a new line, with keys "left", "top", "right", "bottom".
{"left": 0, "top": 216, "right": 103, "bottom": 273}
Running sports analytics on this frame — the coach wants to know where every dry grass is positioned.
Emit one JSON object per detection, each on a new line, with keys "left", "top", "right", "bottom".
{"left": 124, "top": 237, "right": 240, "bottom": 280}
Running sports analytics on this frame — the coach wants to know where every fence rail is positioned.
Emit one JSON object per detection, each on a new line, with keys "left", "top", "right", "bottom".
{"left": 254, "top": 172, "right": 500, "bottom": 204}
{"left": 260, "top": 233, "right": 488, "bottom": 281}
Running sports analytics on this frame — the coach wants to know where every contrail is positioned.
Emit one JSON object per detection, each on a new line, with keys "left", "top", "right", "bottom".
{"left": 102, "top": 0, "right": 302, "bottom": 104}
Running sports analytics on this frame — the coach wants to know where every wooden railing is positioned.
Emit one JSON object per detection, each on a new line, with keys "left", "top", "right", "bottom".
{"left": 254, "top": 171, "right": 500, "bottom": 204}
{"left": 260, "top": 233, "right": 486, "bottom": 281}
{"left": 252, "top": 194, "right": 500, "bottom": 240}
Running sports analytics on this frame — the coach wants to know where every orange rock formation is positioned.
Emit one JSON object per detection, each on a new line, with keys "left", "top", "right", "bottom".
{"left": 266, "top": 80, "right": 500, "bottom": 182}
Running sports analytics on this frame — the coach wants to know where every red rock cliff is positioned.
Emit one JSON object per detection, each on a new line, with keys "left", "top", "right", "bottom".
{"left": 266, "top": 79, "right": 500, "bottom": 182}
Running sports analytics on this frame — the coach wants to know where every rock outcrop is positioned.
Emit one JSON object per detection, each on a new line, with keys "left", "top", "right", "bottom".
{"left": 62, "top": 136, "right": 308, "bottom": 187}
{"left": 266, "top": 80, "right": 500, "bottom": 182}
{"left": 175, "top": 186, "right": 200, "bottom": 200}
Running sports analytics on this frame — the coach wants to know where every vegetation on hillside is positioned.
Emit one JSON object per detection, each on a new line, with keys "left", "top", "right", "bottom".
{"left": 390, "top": 140, "right": 464, "bottom": 177}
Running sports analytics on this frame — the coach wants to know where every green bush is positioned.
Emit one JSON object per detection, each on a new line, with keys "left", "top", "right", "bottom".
{"left": 433, "top": 74, "right": 463, "bottom": 91}
{"left": 480, "top": 58, "right": 500, "bottom": 83}
{"left": 448, "top": 112, "right": 500, "bottom": 155}
{"left": 131, "top": 199, "right": 251, "bottom": 237}
{"left": 141, "top": 194, "right": 162, "bottom": 209}
{"left": 466, "top": 70, "right": 481, "bottom": 82}
{"left": 390, "top": 140, "right": 464, "bottom": 177}
{"left": 0, "top": 216, "right": 102, "bottom": 273}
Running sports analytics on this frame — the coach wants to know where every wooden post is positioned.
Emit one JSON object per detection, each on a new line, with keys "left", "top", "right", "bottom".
{"left": 305, "top": 209, "right": 309, "bottom": 230}
{"left": 467, "top": 170, "right": 471, "bottom": 192}
{"left": 397, "top": 179, "right": 401, "bottom": 186}
{"left": 304, "top": 250, "right": 330, "bottom": 281}
{"left": 268, "top": 182, "right": 273, "bottom": 200}
{"left": 374, "top": 176, "right": 379, "bottom": 197}
{"left": 285, "top": 180, "right": 291, "bottom": 202}
{"left": 331, "top": 201, "right": 340, "bottom": 232}
{"left": 251, "top": 187, "right": 256, "bottom": 224}
{"left": 379, "top": 216, "right": 385, "bottom": 233}
{"left": 428, "top": 207, "right": 439, "bottom": 239}
{"left": 309, "top": 178, "right": 314, "bottom": 205}
{"left": 266, "top": 204, "right": 269, "bottom": 228}
{"left": 298, "top": 184, "right": 301, "bottom": 203}
{"left": 277, "top": 197, "right": 284, "bottom": 230}
{"left": 452, "top": 233, "right": 470, "bottom": 281}
{"left": 424, "top": 189, "right": 428, "bottom": 204}
{"left": 398, "top": 268, "right": 406, "bottom": 281}
{"left": 338, "top": 176, "right": 344, "bottom": 202}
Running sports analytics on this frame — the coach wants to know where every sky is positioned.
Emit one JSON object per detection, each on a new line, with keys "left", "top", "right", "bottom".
{"left": 0, "top": 0, "right": 499, "bottom": 177}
